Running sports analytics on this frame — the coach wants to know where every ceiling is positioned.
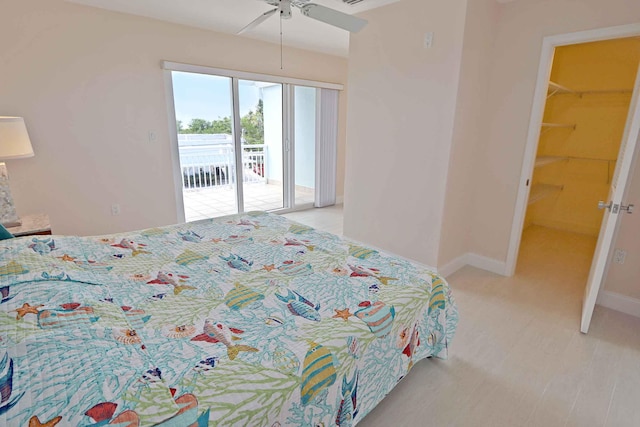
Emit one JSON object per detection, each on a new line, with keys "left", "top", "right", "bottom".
{"left": 66, "top": 0, "right": 402, "bottom": 57}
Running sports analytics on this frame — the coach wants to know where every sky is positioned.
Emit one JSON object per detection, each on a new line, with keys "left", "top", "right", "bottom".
{"left": 171, "top": 71, "right": 264, "bottom": 127}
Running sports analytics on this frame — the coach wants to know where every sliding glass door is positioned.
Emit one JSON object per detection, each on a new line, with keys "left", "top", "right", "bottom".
{"left": 238, "top": 80, "right": 284, "bottom": 212}
{"left": 171, "top": 72, "right": 238, "bottom": 221}
{"left": 167, "top": 65, "right": 337, "bottom": 221}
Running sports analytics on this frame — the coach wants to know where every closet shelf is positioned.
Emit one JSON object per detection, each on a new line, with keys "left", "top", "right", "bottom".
{"left": 541, "top": 122, "right": 576, "bottom": 129}
{"left": 535, "top": 156, "right": 568, "bottom": 167}
{"left": 529, "top": 184, "right": 563, "bottom": 205}
{"left": 579, "top": 89, "right": 633, "bottom": 95}
{"left": 547, "top": 81, "right": 632, "bottom": 97}
{"left": 566, "top": 156, "right": 615, "bottom": 162}
{"left": 548, "top": 81, "right": 576, "bottom": 97}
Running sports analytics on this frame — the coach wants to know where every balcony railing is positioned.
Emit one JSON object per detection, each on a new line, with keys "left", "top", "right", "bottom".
{"left": 179, "top": 142, "right": 266, "bottom": 190}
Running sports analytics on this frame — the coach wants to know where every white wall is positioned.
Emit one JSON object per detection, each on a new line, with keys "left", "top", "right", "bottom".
{"left": 343, "top": 0, "right": 467, "bottom": 267}
{"left": 438, "top": 0, "right": 500, "bottom": 267}
{"left": 0, "top": 0, "right": 348, "bottom": 236}
{"left": 344, "top": 0, "right": 640, "bottom": 280}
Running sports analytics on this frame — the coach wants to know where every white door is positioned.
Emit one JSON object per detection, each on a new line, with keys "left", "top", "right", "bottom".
{"left": 581, "top": 65, "right": 640, "bottom": 333}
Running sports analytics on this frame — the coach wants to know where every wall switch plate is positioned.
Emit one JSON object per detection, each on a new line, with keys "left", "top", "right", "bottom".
{"left": 614, "top": 248, "right": 626, "bottom": 264}
{"left": 424, "top": 32, "right": 434, "bottom": 49}
{"left": 111, "top": 204, "right": 121, "bottom": 216}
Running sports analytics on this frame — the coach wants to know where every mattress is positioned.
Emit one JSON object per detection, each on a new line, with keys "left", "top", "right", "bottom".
{"left": 0, "top": 211, "right": 458, "bottom": 426}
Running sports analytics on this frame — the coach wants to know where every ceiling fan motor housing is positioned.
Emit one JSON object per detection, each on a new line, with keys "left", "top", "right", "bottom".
{"left": 280, "top": 0, "right": 292, "bottom": 19}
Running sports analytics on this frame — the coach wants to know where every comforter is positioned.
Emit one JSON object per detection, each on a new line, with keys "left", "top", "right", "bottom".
{"left": 0, "top": 211, "right": 457, "bottom": 426}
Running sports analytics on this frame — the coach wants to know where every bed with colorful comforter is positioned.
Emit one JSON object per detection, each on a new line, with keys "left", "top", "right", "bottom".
{"left": 0, "top": 211, "right": 457, "bottom": 426}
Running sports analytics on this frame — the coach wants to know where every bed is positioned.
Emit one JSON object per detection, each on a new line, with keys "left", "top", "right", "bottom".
{"left": 0, "top": 211, "right": 457, "bottom": 426}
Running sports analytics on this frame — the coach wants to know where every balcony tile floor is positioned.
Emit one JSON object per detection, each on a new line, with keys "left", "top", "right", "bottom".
{"left": 183, "top": 183, "right": 314, "bottom": 221}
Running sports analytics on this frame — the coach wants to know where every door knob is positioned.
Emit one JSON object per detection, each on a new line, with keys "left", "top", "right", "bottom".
{"left": 598, "top": 201, "right": 612, "bottom": 211}
{"left": 620, "top": 204, "right": 634, "bottom": 214}
{"left": 598, "top": 201, "right": 620, "bottom": 213}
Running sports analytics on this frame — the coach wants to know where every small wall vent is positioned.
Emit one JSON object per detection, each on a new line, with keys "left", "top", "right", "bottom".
{"left": 342, "top": 0, "right": 365, "bottom": 5}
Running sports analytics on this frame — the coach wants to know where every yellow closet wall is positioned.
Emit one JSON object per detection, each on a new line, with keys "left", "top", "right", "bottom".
{"left": 525, "top": 37, "right": 640, "bottom": 236}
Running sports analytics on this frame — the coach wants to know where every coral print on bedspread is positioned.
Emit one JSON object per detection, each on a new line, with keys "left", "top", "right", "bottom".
{"left": 0, "top": 211, "right": 458, "bottom": 426}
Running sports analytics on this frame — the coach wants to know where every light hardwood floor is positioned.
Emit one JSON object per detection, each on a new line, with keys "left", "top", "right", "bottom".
{"left": 283, "top": 204, "right": 344, "bottom": 236}
{"left": 283, "top": 207, "right": 640, "bottom": 427}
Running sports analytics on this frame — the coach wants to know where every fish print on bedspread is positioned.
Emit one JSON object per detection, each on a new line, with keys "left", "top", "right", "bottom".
{"left": 0, "top": 211, "right": 458, "bottom": 426}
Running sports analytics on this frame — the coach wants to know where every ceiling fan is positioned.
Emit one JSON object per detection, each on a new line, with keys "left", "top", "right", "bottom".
{"left": 238, "top": 0, "right": 368, "bottom": 35}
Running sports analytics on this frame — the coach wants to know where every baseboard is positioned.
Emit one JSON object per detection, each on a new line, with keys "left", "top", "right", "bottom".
{"left": 440, "top": 261, "right": 640, "bottom": 317}
{"left": 342, "top": 235, "right": 437, "bottom": 273}
{"left": 467, "top": 253, "right": 508, "bottom": 276}
{"left": 596, "top": 291, "right": 640, "bottom": 318}
{"left": 438, "top": 253, "right": 508, "bottom": 278}
{"left": 438, "top": 254, "right": 470, "bottom": 278}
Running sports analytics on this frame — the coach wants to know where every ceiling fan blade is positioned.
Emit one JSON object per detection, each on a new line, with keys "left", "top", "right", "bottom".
{"left": 237, "top": 8, "right": 278, "bottom": 35}
{"left": 300, "top": 4, "right": 367, "bottom": 33}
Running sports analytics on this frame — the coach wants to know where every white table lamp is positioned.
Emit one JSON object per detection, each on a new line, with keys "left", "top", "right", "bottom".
{"left": 0, "top": 117, "right": 34, "bottom": 227}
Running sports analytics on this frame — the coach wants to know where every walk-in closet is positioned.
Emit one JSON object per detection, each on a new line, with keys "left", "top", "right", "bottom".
{"left": 518, "top": 37, "right": 640, "bottom": 286}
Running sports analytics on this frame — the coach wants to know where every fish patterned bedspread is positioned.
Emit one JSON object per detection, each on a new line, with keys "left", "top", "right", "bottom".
{"left": 0, "top": 211, "right": 458, "bottom": 426}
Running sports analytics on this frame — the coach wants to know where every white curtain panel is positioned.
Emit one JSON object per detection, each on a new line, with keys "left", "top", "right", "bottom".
{"left": 315, "top": 88, "right": 339, "bottom": 208}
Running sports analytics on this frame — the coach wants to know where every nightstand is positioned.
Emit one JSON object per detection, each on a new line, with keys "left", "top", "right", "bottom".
{"left": 7, "top": 214, "right": 52, "bottom": 237}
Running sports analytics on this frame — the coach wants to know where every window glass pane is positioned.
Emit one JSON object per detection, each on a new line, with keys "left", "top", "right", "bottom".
{"left": 239, "top": 80, "right": 284, "bottom": 212}
{"left": 171, "top": 71, "right": 237, "bottom": 220}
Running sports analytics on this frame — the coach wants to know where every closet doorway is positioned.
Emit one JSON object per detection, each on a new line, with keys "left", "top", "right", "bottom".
{"left": 507, "top": 27, "right": 640, "bottom": 333}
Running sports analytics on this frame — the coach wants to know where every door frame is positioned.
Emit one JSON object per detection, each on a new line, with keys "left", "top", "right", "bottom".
{"left": 505, "top": 23, "right": 640, "bottom": 277}
{"left": 163, "top": 70, "right": 186, "bottom": 224}
{"left": 231, "top": 78, "right": 245, "bottom": 214}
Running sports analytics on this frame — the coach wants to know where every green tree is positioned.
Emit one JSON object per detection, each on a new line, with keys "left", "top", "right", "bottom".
{"left": 212, "top": 116, "right": 232, "bottom": 134}
{"left": 186, "top": 118, "right": 213, "bottom": 134}
{"left": 241, "top": 99, "right": 264, "bottom": 145}
{"left": 180, "top": 100, "right": 264, "bottom": 140}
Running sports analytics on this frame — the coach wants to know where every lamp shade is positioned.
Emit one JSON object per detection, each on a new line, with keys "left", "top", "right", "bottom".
{"left": 0, "top": 117, "right": 34, "bottom": 160}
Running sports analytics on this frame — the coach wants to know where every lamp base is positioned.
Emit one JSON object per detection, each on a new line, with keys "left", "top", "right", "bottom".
{"left": 0, "top": 163, "right": 21, "bottom": 227}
